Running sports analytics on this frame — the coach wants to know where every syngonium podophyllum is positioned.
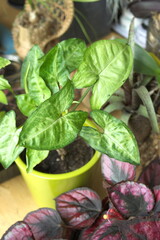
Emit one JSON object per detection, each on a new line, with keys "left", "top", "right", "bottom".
{"left": 0, "top": 38, "right": 140, "bottom": 172}
{"left": 2, "top": 156, "right": 160, "bottom": 240}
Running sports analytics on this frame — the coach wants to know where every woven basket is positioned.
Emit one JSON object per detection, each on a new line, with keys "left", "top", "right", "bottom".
{"left": 12, "top": 0, "right": 74, "bottom": 59}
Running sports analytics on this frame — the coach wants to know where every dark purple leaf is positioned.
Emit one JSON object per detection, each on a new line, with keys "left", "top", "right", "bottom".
{"left": 101, "top": 154, "right": 136, "bottom": 185}
{"left": 82, "top": 216, "right": 160, "bottom": 240}
{"left": 108, "top": 181, "right": 154, "bottom": 218}
{"left": 127, "top": 217, "right": 160, "bottom": 239}
{"left": 56, "top": 187, "right": 102, "bottom": 229}
{"left": 24, "top": 208, "right": 64, "bottom": 240}
{"left": 89, "top": 220, "right": 122, "bottom": 240}
{"left": 1, "top": 221, "right": 34, "bottom": 240}
{"left": 138, "top": 158, "right": 160, "bottom": 188}
{"left": 153, "top": 185, "right": 160, "bottom": 213}
{"left": 129, "top": 1, "right": 160, "bottom": 18}
{"left": 79, "top": 211, "right": 108, "bottom": 240}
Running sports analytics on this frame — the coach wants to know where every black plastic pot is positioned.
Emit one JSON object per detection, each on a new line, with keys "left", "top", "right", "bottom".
{"left": 60, "top": 0, "right": 112, "bottom": 43}
{"left": 7, "top": 0, "right": 25, "bottom": 9}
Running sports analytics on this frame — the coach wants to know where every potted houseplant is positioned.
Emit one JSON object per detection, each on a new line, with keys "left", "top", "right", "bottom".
{"left": 2, "top": 154, "right": 160, "bottom": 239}
{"left": 128, "top": 0, "right": 160, "bottom": 58}
{"left": 0, "top": 37, "right": 140, "bottom": 208}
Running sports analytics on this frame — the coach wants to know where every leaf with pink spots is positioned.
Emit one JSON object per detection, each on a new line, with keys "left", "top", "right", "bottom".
{"left": 153, "top": 185, "right": 160, "bottom": 213}
{"left": 108, "top": 181, "right": 155, "bottom": 218}
{"left": 127, "top": 217, "right": 160, "bottom": 239}
{"left": 56, "top": 187, "right": 102, "bottom": 229}
{"left": 101, "top": 154, "right": 136, "bottom": 185}
{"left": 138, "top": 158, "right": 160, "bottom": 188}
{"left": 79, "top": 211, "right": 108, "bottom": 240}
{"left": 24, "top": 208, "right": 65, "bottom": 240}
{"left": 1, "top": 221, "right": 34, "bottom": 240}
{"left": 89, "top": 220, "right": 122, "bottom": 240}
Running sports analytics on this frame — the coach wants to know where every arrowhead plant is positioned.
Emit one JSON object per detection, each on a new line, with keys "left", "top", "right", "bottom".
{"left": 0, "top": 37, "right": 140, "bottom": 172}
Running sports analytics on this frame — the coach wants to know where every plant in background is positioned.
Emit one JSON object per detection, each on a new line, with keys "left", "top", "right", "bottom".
{"left": 2, "top": 154, "right": 160, "bottom": 239}
{"left": 103, "top": 21, "right": 160, "bottom": 171}
{"left": 104, "top": 39, "right": 160, "bottom": 136}
{"left": 0, "top": 36, "right": 141, "bottom": 173}
{"left": 128, "top": 0, "right": 160, "bottom": 58}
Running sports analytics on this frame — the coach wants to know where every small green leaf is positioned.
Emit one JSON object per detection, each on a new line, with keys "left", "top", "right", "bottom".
{"left": 72, "top": 40, "right": 133, "bottom": 110}
{"left": 80, "top": 110, "right": 140, "bottom": 165}
{"left": 20, "top": 45, "right": 44, "bottom": 91}
{"left": 60, "top": 38, "right": 87, "bottom": 73}
{"left": 0, "top": 75, "right": 12, "bottom": 90}
{"left": 40, "top": 45, "right": 69, "bottom": 93}
{"left": 16, "top": 94, "right": 37, "bottom": 116}
{"left": 28, "top": 75, "right": 51, "bottom": 105}
{"left": 0, "top": 57, "right": 10, "bottom": 68}
{"left": 26, "top": 149, "right": 49, "bottom": 173}
{"left": 19, "top": 81, "right": 80, "bottom": 150}
{"left": 0, "top": 90, "right": 8, "bottom": 104}
{"left": 0, "top": 111, "right": 23, "bottom": 168}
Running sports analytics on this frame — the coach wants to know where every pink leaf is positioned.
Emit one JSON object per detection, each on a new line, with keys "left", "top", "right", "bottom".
{"left": 101, "top": 154, "right": 136, "bottom": 185}
{"left": 138, "top": 158, "right": 160, "bottom": 188}
{"left": 89, "top": 220, "right": 122, "bottom": 240}
{"left": 24, "top": 208, "right": 65, "bottom": 240}
{"left": 79, "top": 211, "right": 108, "bottom": 240}
{"left": 153, "top": 185, "right": 160, "bottom": 213}
{"left": 56, "top": 187, "right": 102, "bottom": 229}
{"left": 108, "top": 181, "right": 155, "bottom": 218}
{"left": 127, "top": 217, "right": 160, "bottom": 239}
{"left": 1, "top": 221, "right": 34, "bottom": 240}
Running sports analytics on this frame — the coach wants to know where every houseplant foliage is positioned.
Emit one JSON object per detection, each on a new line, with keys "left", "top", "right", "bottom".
{"left": 2, "top": 155, "right": 160, "bottom": 239}
{"left": 0, "top": 37, "right": 140, "bottom": 173}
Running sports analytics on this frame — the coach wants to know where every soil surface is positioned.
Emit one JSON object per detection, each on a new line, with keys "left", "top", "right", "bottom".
{"left": 34, "top": 137, "right": 94, "bottom": 174}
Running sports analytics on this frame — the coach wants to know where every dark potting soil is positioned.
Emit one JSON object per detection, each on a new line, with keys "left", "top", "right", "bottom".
{"left": 32, "top": 138, "right": 94, "bottom": 174}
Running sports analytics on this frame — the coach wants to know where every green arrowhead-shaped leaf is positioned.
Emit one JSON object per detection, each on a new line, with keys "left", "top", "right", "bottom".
{"left": 0, "top": 90, "right": 8, "bottom": 104}
{"left": 0, "top": 57, "right": 10, "bottom": 68}
{"left": 80, "top": 110, "right": 140, "bottom": 165}
{"left": 116, "top": 38, "right": 160, "bottom": 77}
{"left": 0, "top": 111, "right": 24, "bottom": 168}
{"left": 28, "top": 75, "right": 51, "bottom": 105}
{"left": 40, "top": 45, "right": 69, "bottom": 93}
{"left": 0, "top": 75, "right": 12, "bottom": 90}
{"left": 20, "top": 45, "right": 51, "bottom": 105}
{"left": 60, "top": 38, "right": 87, "bottom": 73}
{"left": 20, "top": 45, "right": 44, "bottom": 90}
{"left": 16, "top": 94, "right": 37, "bottom": 117}
{"left": 19, "top": 81, "right": 87, "bottom": 150}
{"left": 72, "top": 40, "right": 133, "bottom": 110}
{"left": 26, "top": 149, "right": 49, "bottom": 173}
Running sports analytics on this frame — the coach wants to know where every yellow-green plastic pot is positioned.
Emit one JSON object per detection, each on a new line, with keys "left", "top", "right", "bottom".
{"left": 15, "top": 119, "right": 101, "bottom": 209}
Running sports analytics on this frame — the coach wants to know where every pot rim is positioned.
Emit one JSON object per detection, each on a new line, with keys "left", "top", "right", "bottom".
{"left": 15, "top": 119, "right": 101, "bottom": 180}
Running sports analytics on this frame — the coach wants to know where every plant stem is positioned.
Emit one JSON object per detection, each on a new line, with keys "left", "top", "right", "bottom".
{"left": 135, "top": 86, "right": 159, "bottom": 134}
{"left": 71, "top": 86, "right": 92, "bottom": 111}
{"left": 127, "top": 17, "right": 135, "bottom": 87}
{"left": 75, "top": 8, "right": 97, "bottom": 39}
{"left": 74, "top": 14, "right": 92, "bottom": 44}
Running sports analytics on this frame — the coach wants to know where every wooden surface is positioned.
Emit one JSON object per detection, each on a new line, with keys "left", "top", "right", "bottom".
{"left": 0, "top": 175, "right": 38, "bottom": 237}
